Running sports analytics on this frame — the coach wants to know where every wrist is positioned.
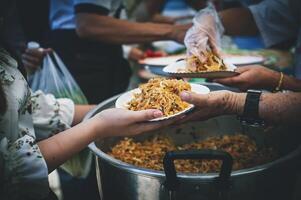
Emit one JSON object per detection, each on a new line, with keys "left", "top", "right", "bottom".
{"left": 224, "top": 92, "right": 246, "bottom": 115}
{"left": 86, "top": 117, "right": 107, "bottom": 141}
{"left": 268, "top": 70, "right": 282, "bottom": 91}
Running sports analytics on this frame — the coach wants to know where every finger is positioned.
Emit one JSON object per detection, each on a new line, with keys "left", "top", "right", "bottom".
{"left": 134, "top": 115, "right": 181, "bottom": 134}
{"left": 209, "top": 40, "right": 220, "bottom": 56}
{"left": 22, "top": 60, "right": 39, "bottom": 71}
{"left": 177, "top": 111, "right": 201, "bottom": 123}
{"left": 44, "top": 48, "right": 53, "bottom": 54}
{"left": 213, "top": 77, "right": 237, "bottom": 85}
{"left": 25, "top": 48, "right": 44, "bottom": 56}
{"left": 234, "top": 66, "right": 252, "bottom": 73}
{"left": 213, "top": 75, "right": 244, "bottom": 86}
{"left": 22, "top": 54, "right": 41, "bottom": 65}
{"left": 180, "top": 91, "right": 207, "bottom": 107}
{"left": 129, "top": 109, "right": 163, "bottom": 122}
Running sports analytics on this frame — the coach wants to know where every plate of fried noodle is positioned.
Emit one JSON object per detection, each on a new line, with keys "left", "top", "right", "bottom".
{"left": 163, "top": 51, "right": 239, "bottom": 78}
{"left": 115, "top": 78, "right": 210, "bottom": 121}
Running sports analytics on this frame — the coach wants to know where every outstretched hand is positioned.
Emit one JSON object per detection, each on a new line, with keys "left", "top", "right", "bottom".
{"left": 179, "top": 90, "right": 246, "bottom": 122}
{"left": 213, "top": 65, "right": 280, "bottom": 91}
{"left": 93, "top": 108, "right": 181, "bottom": 138}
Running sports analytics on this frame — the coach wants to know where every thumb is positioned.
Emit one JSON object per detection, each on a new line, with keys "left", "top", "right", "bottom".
{"left": 130, "top": 109, "right": 163, "bottom": 122}
{"left": 180, "top": 91, "right": 207, "bottom": 107}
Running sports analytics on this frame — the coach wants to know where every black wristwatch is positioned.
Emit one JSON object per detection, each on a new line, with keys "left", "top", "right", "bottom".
{"left": 239, "top": 90, "right": 265, "bottom": 127}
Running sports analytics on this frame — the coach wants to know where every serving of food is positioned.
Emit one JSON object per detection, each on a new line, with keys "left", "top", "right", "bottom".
{"left": 115, "top": 78, "right": 210, "bottom": 121}
{"left": 186, "top": 51, "right": 227, "bottom": 72}
{"left": 163, "top": 51, "right": 238, "bottom": 78}
{"left": 109, "top": 134, "right": 277, "bottom": 173}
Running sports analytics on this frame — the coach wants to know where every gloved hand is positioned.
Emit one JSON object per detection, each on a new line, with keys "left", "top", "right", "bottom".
{"left": 184, "top": 3, "right": 224, "bottom": 62}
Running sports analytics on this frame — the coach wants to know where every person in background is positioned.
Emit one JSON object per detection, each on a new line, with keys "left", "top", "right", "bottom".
{"left": 45, "top": 0, "right": 190, "bottom": 105}
{"left": 133, "top": 0, "right": 207, "bottom": 24}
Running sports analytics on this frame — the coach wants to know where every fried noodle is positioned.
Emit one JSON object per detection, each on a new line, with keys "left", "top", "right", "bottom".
{"left": 186, "top": 51, "right": 227, "bottom": 72}
{"left": 128, "top": 78, "right": 191, "bottom": 116}
{"left": 109, "top": 134, "right": 277, "bottom": 173}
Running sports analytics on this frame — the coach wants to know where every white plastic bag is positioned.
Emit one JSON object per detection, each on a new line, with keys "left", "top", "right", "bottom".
{"left": 184, "top": 3, "right": 224, "bottom": 62}
{"left": 30, "top": 52, "right": 88, "bottom": 104}
{"left": 29, "top": 52, "right": 91, "bottom": 178}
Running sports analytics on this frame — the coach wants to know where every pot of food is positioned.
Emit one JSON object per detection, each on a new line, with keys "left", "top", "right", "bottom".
{"left": 85, "top": 83, "right": 301, "bottom": 200}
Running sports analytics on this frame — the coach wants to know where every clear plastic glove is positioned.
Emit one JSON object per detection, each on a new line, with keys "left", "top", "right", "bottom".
{"left": 184, "top": 3, "right": 224, "bottom": 62}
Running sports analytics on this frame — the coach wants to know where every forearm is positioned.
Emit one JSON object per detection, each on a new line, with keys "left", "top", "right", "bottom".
{"left": 282, "top": 75, "right": 301, "bottom": 92}
{"left": 259, "top": 92, "right": 301, "bottom": 125}
{"left": 75, "top": 14, "right": 174, "bottom": 44}
{"left": 229, "top": 92, "right": 301, "bottom": 126}
{"left": 151, "top": 14, "right": 175, "bottom": 24}
{"left": 72, "top": 105, "right": 96, "bottom": 126}
{"left": 219, "top": 8, "right": 259, "bottom": 36}
{"left": 38, "top": 118, "right": 100, "bottom": 172}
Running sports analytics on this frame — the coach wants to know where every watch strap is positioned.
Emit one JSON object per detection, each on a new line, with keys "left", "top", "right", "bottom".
{"left": 240, "top": 90, "right": 264, "bottom": 126}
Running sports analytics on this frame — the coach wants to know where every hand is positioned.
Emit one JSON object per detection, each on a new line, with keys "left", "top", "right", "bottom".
{"left": 184, "top": 4, "right": 224, "bottom": 62}
{"left": 170, "top": 23, "right": 192, "bottom": 44}
{"left": 213, "top": 65, "right": 280, "bottom": 91}
{"left": 92, "top": 108, "right": 180, "bottom": 138}
{"left": 22, "top": 48, "right": 52, "bottom": 74}
{"left": 179, "top": 91, "right": 246, "bottom": 122}
{"left": 128, "top": 47, "right": 145, "bottom": 61}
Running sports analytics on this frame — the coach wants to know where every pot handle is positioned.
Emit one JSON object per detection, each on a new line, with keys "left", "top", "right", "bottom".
{"left": 163, "top": 150, "right": 233, "bottom": 198}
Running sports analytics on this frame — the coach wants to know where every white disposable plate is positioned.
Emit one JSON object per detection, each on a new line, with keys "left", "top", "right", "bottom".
{"left": 163, "top": 60, "right": 238, "bottom": 79}
{"left": 223, "top": 55, "right": 265, "bottom": 66}
{"left": 139, "top": 54, "right": 186, "bottom": 67}
{"left": 115, "top": 83, "right": 210, "bottom": 121}
{"left": 152, "top": 41, "right": 185, "bottom": 53}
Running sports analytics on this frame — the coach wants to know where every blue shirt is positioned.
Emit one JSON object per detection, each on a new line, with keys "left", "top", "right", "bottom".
{"left": 50, "top": 0, "right": 122, "bottom": 30}
{"left": 249, "top": 0, "right": 301, "bottom": 78}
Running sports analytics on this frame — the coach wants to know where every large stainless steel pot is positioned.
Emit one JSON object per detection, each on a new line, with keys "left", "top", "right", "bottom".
{"left": 85, "top": 83, "right": 301, "bottom": 200}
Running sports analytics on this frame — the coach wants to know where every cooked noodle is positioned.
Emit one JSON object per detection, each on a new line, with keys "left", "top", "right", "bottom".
{"left": 128, "top": 78, "right": 191, "bottom": 116}
{"left": 186, "top": 51, "right": 227, "bottom": 72}
{"left": 109, "top": 134, "right": 277, "bottom": 173}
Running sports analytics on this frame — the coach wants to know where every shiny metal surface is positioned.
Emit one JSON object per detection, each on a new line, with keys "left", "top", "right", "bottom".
{"left": 85, "top": 83, "right": 301, "bottom": 200}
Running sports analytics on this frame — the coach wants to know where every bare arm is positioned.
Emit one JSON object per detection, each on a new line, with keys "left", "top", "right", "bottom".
{"left": 37, "top": 108, "right": 177, "bottom": 173}
{"left": 214, "top": 66, "right": 301, "bottom": 92}
{"left": 72, "top": 105, "right": 96, "bottom": 125}
{"left": 259, "top": 92, "right": 301, "bottom": 125}
{"left": 75, "top": 13, "right": 190, "bottom": 44}
{"left": 38, "top": 118, "right": 98, "bottom": 172}
{"left": 281, "top": 75, "right": 301, "bottom": 92}
{"left": 180, "top": 91, "right": 301, "bottom": 126}
{"left": 219, "top": 8, "right": 259, "bottom": 36}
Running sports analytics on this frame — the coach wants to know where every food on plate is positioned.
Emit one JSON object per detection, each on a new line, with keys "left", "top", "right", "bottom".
{"left": 144, "top": 49, "right": 166, "bottom": 58}
{"left": 128, "top": 78, "right": 191, "bottom": 117}
{"left": 185, "top": 51, "right": 227, "bottom": 72}
{"left": 109, "top": 134, "right": 277, "bottom": 173}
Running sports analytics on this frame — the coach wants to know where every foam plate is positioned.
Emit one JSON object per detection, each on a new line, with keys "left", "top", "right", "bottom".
{"left": 115, "top": 83, "right": 210, "bottom": 121}
{"left": 163, "top": 60, "right": 238, "bottom": 79}
{"left": 139, "top": 54, "right": 186, "bottom": 67}
{"left": 223, "top": 55, "right": 264, "bottom": 66}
